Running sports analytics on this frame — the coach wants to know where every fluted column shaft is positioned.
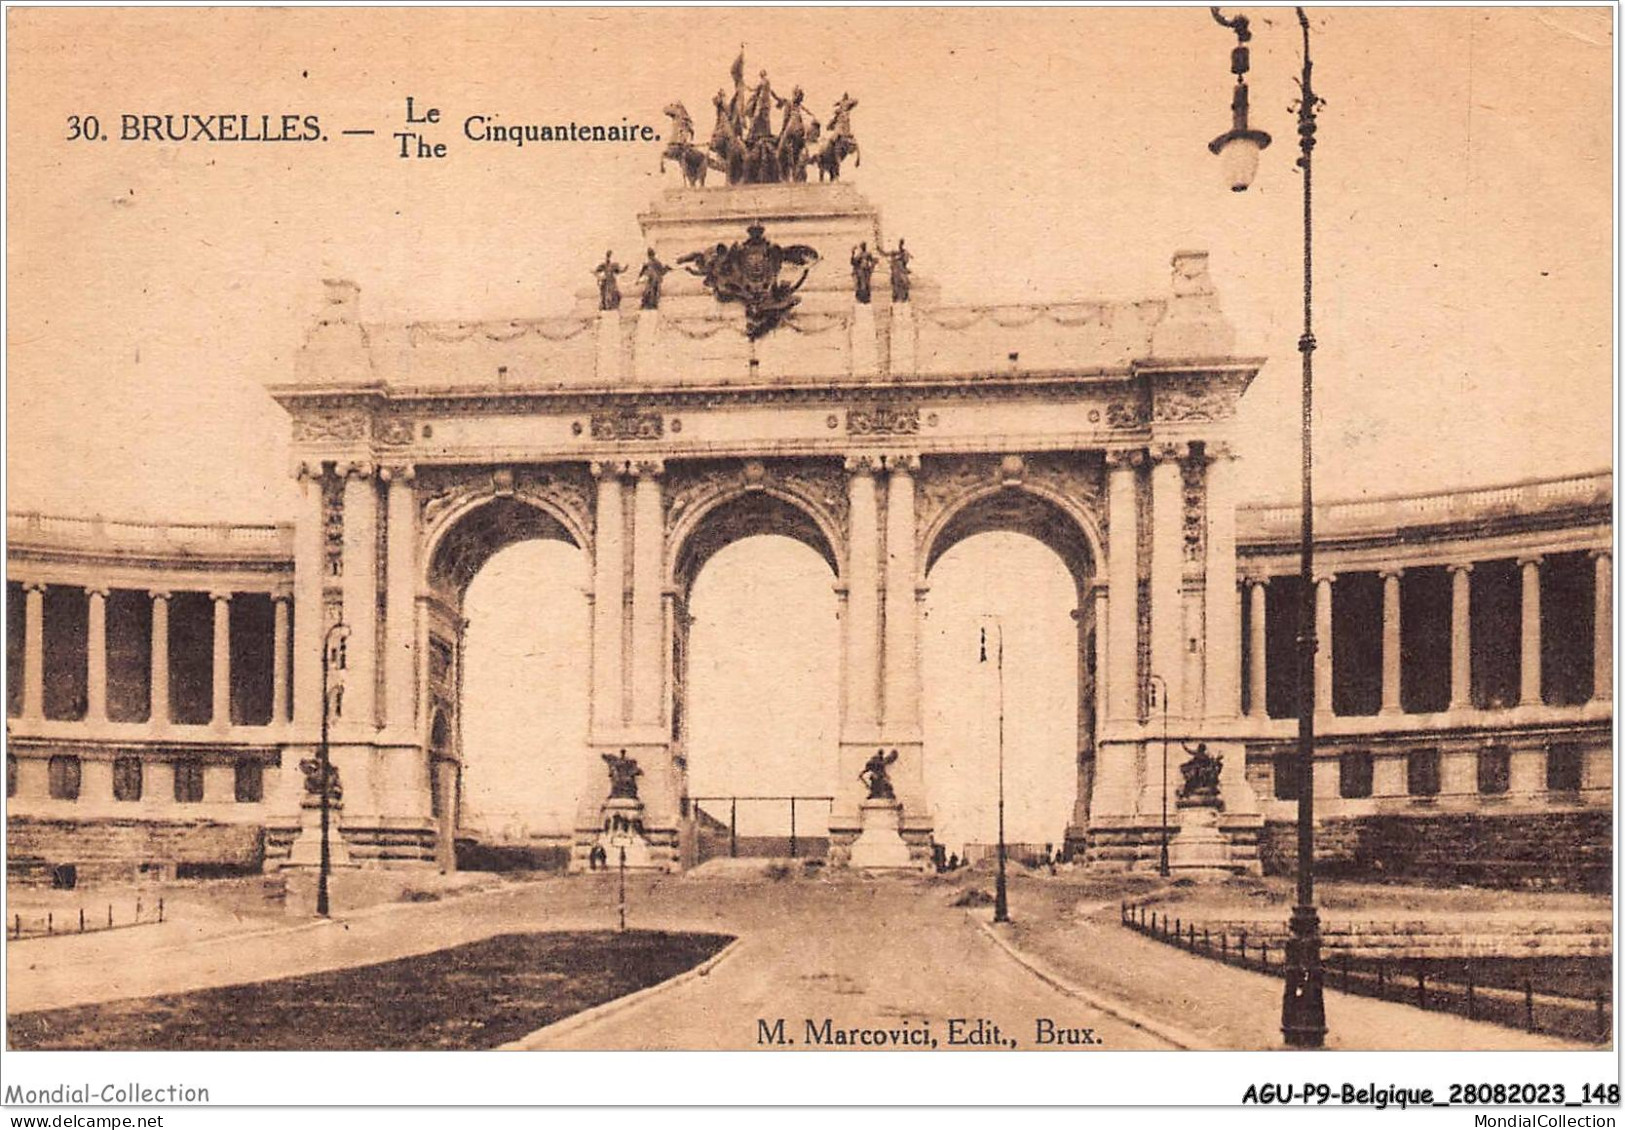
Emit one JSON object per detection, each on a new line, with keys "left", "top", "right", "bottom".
{"left": 882, "top": 455, "right": 920, "bottom": 737}
{"left": 631, "top": 461, "right": 666, "bottom": 726}
{"left": 272, "top": 595, "right": 291, "bottom": 724}
{"left": 591, "top": 462, "right": 627, "bottom": 734}
{"left": 1380, "top": 569, "right": 1403, "bottom": 714}
{"left": 1105, "top": 450, "right": 1141, "bottom": 724}
{"left": 150, "top": 591, "right": 170, "bottom": 727}
{"left": 1203, "top": 445, "right": 1240, "bottom": 718}
{"left": 292, "top": 467, "right": 327, "bottom": 728}
{"left": 1247, "top": 579, "right": 1268, "bottom": 718}
{"left": 1519, "top": 556, "right": 1542, "bottom": 707}
{"left": 843, "top": 457, "right": 881, "bottom": 731}
{"left": 1149, "top": 444, "right": 1186, "bottom": 718}
{"left": 1449, "top": 563, "right": 1473, "bottom": 711}
{"left": 1594, "top": 550, "right": 1612, "bottom": 702}
{"left": 22, "top": 582, "right": 45, "bottom": 720}
{"left": 210, "top": 592, "right": 232, "bottom": 729}
{"left": 383, "top": 465, "right": 418, "bottom": 733}
{"left": 1314, "top": 574, "right": 1334, "bottom": 717}
{"left": 86, "top": 587, "right": 108, "bottom": 723}
{"left": 340, "top": 466, "right": 378, "bottom": 729}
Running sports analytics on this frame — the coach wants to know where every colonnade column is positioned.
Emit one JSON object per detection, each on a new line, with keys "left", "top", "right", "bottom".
{"left": 292, "top": 465, "right": 327, "bottom": 729}
{"left": 1519, "top": 555, "right": 1542, "bottom": 707}
{"left": 631, "top": 460, "right": 666, "bottom": 727}
{"left": 86, "top": 586, "right": 108, "bottom": 724}
{"left": 271, "top": 594, "right": 291, "bottom": 725}
{"left": 1380, "top": 569, "right": 1402, "bottom": 715}
{"left": 882, "top": 453, "right": 920, "bottom": 738}
{"left": 382, "top": 464, "right": 418, "bottom": 735}
{"left": 1448, "top": 563, "right": 1473, "bottom": 711}
{"left": 1246, "top": 578, "right": 1268, "bottom": 718}
{"left": 149, "top": 590, "right": 170, "bottom": 728}
{"left": 22, "top": 582, "right": 45, "bottom": 720}
{"left": 1314, "top": 573, "right": 1334, "bottom": 717}
{"left": 843, "top": 455, "right": 881, "bottom": 733}
{"left": 1104, "top": 448, "right": 1142, "bottom": 726}
{"left": 340, "top": 463, "right": 378, "bottom": 730}
{"left": 1148, "top": 443, "right": 1186, "bottom": 718}
{"left": 1203, "top": 442, "right": 1239, "bottom": 718}
{"left": 1594, "top": 550, "right": 1612, "bottom": 702}
{"left": 210, "top": 592, "right": 232, "bottom": 729}
{"left": 590, "top": 461, "right": 627, "bottom": 734}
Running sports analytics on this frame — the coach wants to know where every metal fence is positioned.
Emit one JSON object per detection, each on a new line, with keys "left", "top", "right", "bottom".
{"left": 10, "top": 897, "right": 166, "bottom": 940}
{"left": 1121, "top": 901, "right": 1611, "bottom": 1045}
{"left": 687, "top": 796, "right": 835, "bottom": 863}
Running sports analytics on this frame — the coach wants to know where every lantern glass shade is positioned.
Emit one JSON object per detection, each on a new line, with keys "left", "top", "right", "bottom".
{"left": 1210, "top": 128, "right": 1272, "bottom": 192}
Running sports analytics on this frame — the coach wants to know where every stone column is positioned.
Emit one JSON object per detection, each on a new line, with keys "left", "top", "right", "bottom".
{"left": 1594, "top": 550, "right": 1612, "bottom": 702}
{"left": 631, "top": 459, "right": 666, "bottom": 726}
{"left": 293, "top": 465, "right": 327, "bottom": 729}
{"left": 21, "top": 582, "right": 45, "bottom": 720}
{"left": 1203, "top": 443, "right": 1240, "bottom": 718}
{"left": 1149, "top": 443, "right": 1186, "bottom": 718}
{"left": 85, "top": 586, "right": 108, "bottom": 724}
{"left": 271, "top": 595, "right": 291, "bottom": 725}
{"left": 340, "top": 463, "right": 378, "bottom": 730}
{"left": 843, "top": 455, "right": 882, "bottom": 731}
{"left": 210, "top": 591, "right": 232, "bottom": 729}
{"left": 150, "top": 590, "right": 170, "bottom": 727}
{"left": 1314, "top": 573, "right": 1334, "bottom": 717}
{"left": 1448, "top": 562, "right": 1474, "bottom": 712}
{"left": 382, "top": 464, "right": 418, "bottom": 734}
{"left": 1380, "top": 568, "right": 1403, "bottom": 715}
{"left": 1519, "top": 555, "right": 1543, "bottom": 707}
{"left": 1104, "top": 448, "right": 1142, "bottom": 724}
{"left": 1246, "top": 578, "right": 1268, "bottom": 718}
{"left": 882, "top": 453, "right": 921, "bottom": 738}
{"left": 590, "top": 461, "right": 627, "bottom": 734}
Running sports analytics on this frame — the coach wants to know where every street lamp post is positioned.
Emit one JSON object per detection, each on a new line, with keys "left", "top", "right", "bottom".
{"left": 1208, "top": 5, "right": 1327, "bottom": 1048}
{"left": 318, "top": 621, "right": 350, "bottom": 920}
{"left": 1147, "top": 674, "right": 1171, "bottom": 877}
{"left": 981, "top": 619, "right": 1010, "bottom": 924}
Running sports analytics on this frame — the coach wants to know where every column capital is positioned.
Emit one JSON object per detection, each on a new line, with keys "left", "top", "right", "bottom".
{"left": 844, "top": 453, "right": 881, "bottom": 476}
{"left": 632, "top": 458, "right": 666, "bottom": 479}
{"left": 294, "top": 460, "right": 328, "bottom": 483}
{"left": 84, "top": 584, "right": 111, "bottom": 599}
{"left": 22, "top": 580, "right": 47, "bottom": 594}
{"left": 378, "top": 462, "right": 416, "bottom": 483}
{"left": 148, "top": 587, "right": 173, "bottom": 601}
{"left": 336, "top": 459, "right": 375, "bottom": 480}
{"left": 1447, "top": 561, "right": 1475, "bottom": 576}
{"left": 884, "top": 452, "right": 922, "bottom": 475}
{"left": 1241, "top": 573, "right": 1270, "bottom": 588}
{"left": 208, "top": 589, "right": 234, "bottom": 604}
{"left": 1516, "top": 553, "right": 1544, "bottom": 569}
{"left": 271, "top": 588, "right": 294, "bottom": 604}
{"left": 1149, "top": 440, "right": 1189, "bottom": 465}
{"left": 1379, "top": 565, "right": 1405, "bottom": 580}
{"left": 1589, "top": 546, "right": 1612, "bottom": 563}
{"left": 590, "top": 459, "right": 626, "bottom": 482}
{"left": 1313, "top": 570, "right": 1337, "bottom": 586}
{"left": 1204, "top": 439, "right": 1237, "bottom": 462}
{"left": 1104, "top": 446, "right": 1146, "bottom": 470}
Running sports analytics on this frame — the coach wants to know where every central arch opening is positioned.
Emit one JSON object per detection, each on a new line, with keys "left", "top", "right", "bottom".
{"left": 674, "top": 488, "right": 841, "bottom": 864}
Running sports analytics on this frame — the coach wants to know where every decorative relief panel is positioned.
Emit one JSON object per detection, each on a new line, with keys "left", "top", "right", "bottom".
{"left": 1105, "top": 400, "right": 1149, "bottom": 429}
{"left": 295, "top": 409, "right": 369, "bottom": 444}
{"left": 589, "top": 410, "right": 664, "bottom": 441}
{"left": 373, "top": 416, "right": 415, "bottom": 446}
{"left": 664, "top": 458, "right": 849, "bottom": 549}
{"left": 1151, "top": 373, "right": 1248, "bottom": 423}
{"left": 322, "top": 475, "right": 345, "bottom": 579}
{"left": 847, "top": 404, "right": 920, "bottom": 435}
{"left": 1182, "top": 457, "right": 1206, "bottom": 568}
{"left": 414, "top": 463, "right": 594, "bottom": 545}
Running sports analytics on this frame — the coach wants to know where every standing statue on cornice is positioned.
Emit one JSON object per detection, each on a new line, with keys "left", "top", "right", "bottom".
{"left": 593, "top": 251, "right": 626, "bottom": 311}
{"left": 637, "top": 249, "right": 672, "bottom": 310}
{"left": 880, "top": 239, "right": 911, "bottom": 303}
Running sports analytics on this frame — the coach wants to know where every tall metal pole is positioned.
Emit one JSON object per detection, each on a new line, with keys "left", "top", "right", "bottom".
{"left": 318, "top": 621, "right": 348, "bottom": 920}
{"left": 1150, "top": 674, "right": 1170, "bottom": 877}
{"left": 993, "top": 619, "right": 1009, "bottom": 924}
{"left": 1281, "top": 5, "right": 1327, "bottom": 1048}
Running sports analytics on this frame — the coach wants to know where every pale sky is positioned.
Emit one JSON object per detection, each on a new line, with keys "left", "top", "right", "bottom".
{"left": 6, "top": 7, "right": 1614, "bottom": 521}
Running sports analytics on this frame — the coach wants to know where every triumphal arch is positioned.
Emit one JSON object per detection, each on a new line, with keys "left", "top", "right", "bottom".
{"left": 268, "top": 62, "right": 1263, "bottom": 872}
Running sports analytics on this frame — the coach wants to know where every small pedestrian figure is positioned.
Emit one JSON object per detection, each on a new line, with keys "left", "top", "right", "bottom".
{"left": 948, "top": 852, "right": 960, "bottom": 871}
{"left": 850, "top": 242, "right": 878, "bottom": 304}
{"left": 637, "top": 249, "right": 671, "bottom": 310}
{"left": 594, "top": 250, "right": 626, "bottom": 311}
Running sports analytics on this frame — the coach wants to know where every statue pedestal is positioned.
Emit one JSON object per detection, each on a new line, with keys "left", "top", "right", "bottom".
{"left": 286, "top": 798, "right": 355, "bottom": 869}
{"left": 597, "top": 796, "right": 656, "bottom": 870}
{"left": 848, "top": 799, "right": 914, "bottom": 870}
{"left": 1169, "top": 797, "right": 1231, "bottom": 875}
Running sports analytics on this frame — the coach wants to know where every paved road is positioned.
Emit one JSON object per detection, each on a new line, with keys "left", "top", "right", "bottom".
{"left": 523, "top": 877, "right": 1174, "bottom": 1050}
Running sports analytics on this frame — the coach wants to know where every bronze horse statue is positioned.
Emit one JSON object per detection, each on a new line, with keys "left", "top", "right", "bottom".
{"left": 661, "top": 103, "right": 710, "bottom": 187}
{"left": 709, "top": 91, "right": 746, "bottom": 184}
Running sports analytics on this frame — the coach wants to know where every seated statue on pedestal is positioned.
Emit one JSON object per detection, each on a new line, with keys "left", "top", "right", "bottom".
{"left": 860, "top": 748, "right": 898, "bottom": 802}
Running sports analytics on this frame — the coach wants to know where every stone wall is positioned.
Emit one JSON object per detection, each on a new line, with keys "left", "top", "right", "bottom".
{"left": 7, "top": 816, "right": 264, "bottom": 886}
{"left": 1260, "top": 811, "right": 1611, "bottom": 892}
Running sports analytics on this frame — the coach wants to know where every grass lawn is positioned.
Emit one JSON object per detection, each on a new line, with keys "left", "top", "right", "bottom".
{"left": 8, "top": 929, "right": 732, "bottom": 1050}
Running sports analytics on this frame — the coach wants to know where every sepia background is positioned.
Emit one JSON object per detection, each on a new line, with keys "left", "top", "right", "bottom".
{"left": 6, "top": 7, "right": 1613, "bottom": 850}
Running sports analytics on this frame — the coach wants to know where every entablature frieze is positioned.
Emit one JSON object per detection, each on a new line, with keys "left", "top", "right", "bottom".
{"left": 1237, "top": 524, "right": 1610, "bottom": 579}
